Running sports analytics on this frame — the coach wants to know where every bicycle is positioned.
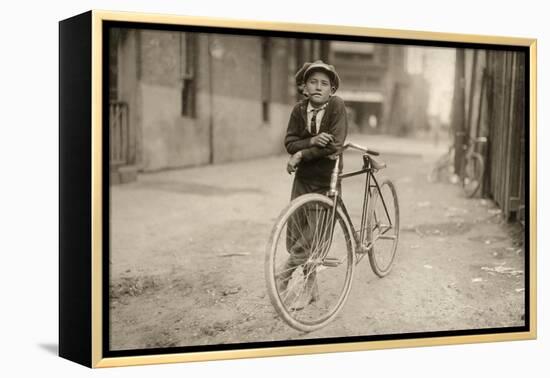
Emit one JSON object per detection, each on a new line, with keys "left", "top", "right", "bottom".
{"left": 428, "top": 134, "right": 487, "bottom": 198}
{"left": 265, "top": 142, "right": 399, "bottom": 332}
{"left": 460, "top": 135, "right": 487, "bottom": 198}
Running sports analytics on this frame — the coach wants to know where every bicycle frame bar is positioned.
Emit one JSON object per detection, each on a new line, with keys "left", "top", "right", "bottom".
{"left": 327, "top": 154, "right": 394, "bottom": 255}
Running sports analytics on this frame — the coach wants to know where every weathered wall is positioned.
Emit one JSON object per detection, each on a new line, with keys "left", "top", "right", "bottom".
{"left": 453, "top": 48, "right": 526, "bottom": 222}
{"left": 137, "top": 30, "right": 211, "bottom": 171}
{"left": 118, "top": 30, "right": 291, "bottom": 171}
{"left": 485, "top": 50, "right": 526, "bottom": 222}
{"left": 209, "top": 34, "right": 290, "bottom": 163}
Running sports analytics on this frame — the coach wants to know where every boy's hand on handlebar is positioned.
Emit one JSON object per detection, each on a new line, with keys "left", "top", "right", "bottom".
{"left": 286, "top": 151, "right": 302, "bottom": 174}
{"left": 310, "top": 133, "right": 334, "bottom": 148}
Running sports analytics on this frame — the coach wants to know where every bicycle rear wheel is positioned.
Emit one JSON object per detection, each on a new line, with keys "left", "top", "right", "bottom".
{"left": 265, "top": 193, "right": 355, "bottom": 332}
{"left": 462, "top": 152, "right": 484, "bottom": 197}
{"left": 367, "top": 179, "right": 400, "bottom": 277}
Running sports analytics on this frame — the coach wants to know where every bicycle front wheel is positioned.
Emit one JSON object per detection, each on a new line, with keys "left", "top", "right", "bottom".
{"left": 462, "top": 152, "right": 484, "bottom": 197}
{"left": 367, "top": 179, "right": 400, "bottom": 277}
{"left": 265, "top": 193, "right": 355, "bottom": 332}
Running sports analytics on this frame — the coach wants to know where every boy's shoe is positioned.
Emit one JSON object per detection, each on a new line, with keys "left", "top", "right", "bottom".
{"left": 289, "top": 276, "right": 319, "bottom": 311}
{"left": 276, "top": 261, "right": 294, "bottom": 293}
{"left": 276, "top": 276, "right": 290, "bottom": 294}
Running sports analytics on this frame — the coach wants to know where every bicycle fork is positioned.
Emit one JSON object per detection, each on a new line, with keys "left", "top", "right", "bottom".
{"left": 320, "top": 156, "right": 343, "bottom": 268}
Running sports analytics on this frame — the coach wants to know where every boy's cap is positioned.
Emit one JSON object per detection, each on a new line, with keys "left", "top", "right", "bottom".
{"left": 294, "top": 62, "right": 313, "bottom": 86}
{"left": 302, "top": 60, "right": 340, "bottom": 90}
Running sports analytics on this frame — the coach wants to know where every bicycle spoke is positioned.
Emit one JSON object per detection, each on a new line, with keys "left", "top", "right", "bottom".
{"left": 309, "top": 204, "right": 324, "bottom": 260}
{"left": 287, "top": 208, "right": 312, "bottom": 254}
{"left": 311, "top": 208, "right": 329, "bottom": 261}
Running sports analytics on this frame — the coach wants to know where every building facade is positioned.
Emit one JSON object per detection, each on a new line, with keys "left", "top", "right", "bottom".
{"left": 329, "top": 42, "right": 427, "bottom": 135}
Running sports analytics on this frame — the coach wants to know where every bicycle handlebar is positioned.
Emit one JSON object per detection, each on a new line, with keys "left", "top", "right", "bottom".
{"left": 343, "top": 142, "right": 380, "bottom": 156}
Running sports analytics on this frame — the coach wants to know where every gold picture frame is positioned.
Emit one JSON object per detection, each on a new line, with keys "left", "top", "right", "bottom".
{"left": 59, "top": 9, "right": 537, "bottom": 368}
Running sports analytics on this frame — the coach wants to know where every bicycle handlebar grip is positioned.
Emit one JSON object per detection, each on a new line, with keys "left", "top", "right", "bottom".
{"left": 345, "top": 142, "right": 380, "bottom": 156}
{"left": 366, "top": 148, "right": 380, "bottom": 156}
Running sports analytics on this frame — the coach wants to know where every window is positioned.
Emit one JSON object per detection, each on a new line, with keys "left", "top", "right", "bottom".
{"left": 261, "top": 37, "right": 272, "bottom": 123}
{"left": 180, "top": 32, "right": 197, "bottom": 117}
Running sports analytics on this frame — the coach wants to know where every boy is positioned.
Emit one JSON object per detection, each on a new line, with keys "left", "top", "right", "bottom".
{"left": 279, "top": 60, "right": 348, "bottom": 309}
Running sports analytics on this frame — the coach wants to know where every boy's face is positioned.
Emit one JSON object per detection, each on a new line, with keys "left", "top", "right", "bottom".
{"left": 304, "top": 71, "right": 334, "bottom": 106}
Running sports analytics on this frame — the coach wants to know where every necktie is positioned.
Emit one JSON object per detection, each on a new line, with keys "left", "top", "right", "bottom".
{"left": 310, "top": 108, "right": 322, "bottom": 134}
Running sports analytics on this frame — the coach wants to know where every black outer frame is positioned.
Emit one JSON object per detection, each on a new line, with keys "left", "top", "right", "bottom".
{"left": 59, "top": 10, "right": 535, "bottom": 368}
{"left": 59, "top": 11, "right": 93, "bottom": 367}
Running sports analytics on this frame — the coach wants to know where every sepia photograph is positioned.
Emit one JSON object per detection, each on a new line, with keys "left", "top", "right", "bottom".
{"left": 106, "top": 22, "right": 528, "bottom": 353}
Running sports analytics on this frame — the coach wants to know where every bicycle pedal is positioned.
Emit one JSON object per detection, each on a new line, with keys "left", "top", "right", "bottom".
{"left": 356, "top": 243, "right": 372, "bottom": 255}
{"left": 322, "top": 257, "right": 342, "bottom": 267}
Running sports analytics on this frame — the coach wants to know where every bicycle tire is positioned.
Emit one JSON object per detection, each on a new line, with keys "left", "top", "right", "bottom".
{"left": 367, "top": 178, "right": 400, "bottom": 277}
{"left": 265, "top": 193, "right": 355, "bottom": 332}
{"left": 462, "top": 152, "right": 484, "bottom": 198}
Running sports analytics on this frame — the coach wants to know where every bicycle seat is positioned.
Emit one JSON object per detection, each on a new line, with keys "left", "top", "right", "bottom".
{"left": 370, "top": 157, "right": 386, "bottom": 170}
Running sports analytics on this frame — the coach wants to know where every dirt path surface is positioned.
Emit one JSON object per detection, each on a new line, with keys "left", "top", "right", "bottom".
{"left": 109, "top": 135, "right": 525, "bottom": 350}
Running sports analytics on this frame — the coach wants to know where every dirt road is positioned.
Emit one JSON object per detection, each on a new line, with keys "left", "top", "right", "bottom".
{"left": 109, "top": 135, "right": 525, "bottom": 350}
